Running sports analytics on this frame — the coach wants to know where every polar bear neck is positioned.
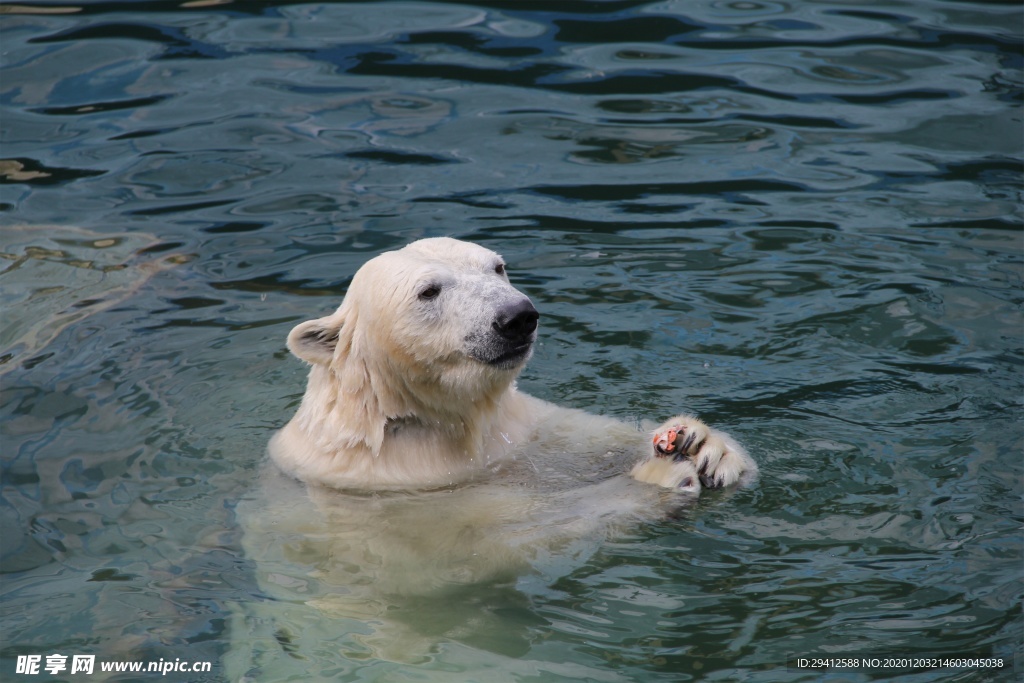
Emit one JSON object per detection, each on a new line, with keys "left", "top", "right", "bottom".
{"left": 274, "top": 360, "right": 524, "bottom": 490}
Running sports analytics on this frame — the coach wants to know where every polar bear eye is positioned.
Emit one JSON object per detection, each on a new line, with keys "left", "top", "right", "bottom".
{"left": 419, "top": 285, "right": 441, "bottom": 300}
{"left": 494, "top": 263, "right": 505, "bottom": 275}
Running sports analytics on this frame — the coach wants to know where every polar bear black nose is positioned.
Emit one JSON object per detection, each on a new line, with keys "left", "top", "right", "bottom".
{"left": 493, "top": 299, "right": 539, "bottom": 341}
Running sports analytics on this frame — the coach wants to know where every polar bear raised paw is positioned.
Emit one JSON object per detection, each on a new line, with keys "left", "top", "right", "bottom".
{"left": 631, "top": 415, "right": 754, "bottom": 492}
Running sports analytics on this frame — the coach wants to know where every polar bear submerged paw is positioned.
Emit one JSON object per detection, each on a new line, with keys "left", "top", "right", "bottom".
{"left": 631, "top": 416, "right": 748, "bottom": 492}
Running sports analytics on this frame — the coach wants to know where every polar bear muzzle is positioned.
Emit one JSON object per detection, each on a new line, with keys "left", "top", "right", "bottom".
{"left": 466, "top": 296, "right": 538, "bottom": 369}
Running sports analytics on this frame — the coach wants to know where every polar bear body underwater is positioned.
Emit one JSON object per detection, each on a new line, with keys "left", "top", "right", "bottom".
{"left": 233, "top": 238, "right": 756, "bottom": 670}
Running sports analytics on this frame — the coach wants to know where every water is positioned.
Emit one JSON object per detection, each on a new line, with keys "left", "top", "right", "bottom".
{"left": 2, "top": 0, "right": 1021, "bottom": 680}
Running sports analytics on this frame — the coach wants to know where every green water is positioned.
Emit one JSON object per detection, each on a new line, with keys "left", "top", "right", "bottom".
{"left": 2, "top": 1, "right": 1021, "bottom": 681}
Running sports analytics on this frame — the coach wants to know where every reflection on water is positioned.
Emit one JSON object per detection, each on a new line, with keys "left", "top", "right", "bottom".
{"left": 1, "top": 226, "right": 185, "bottom": 373}
{"left": 1, "top": 0, "right": 1021, "bottom": 680}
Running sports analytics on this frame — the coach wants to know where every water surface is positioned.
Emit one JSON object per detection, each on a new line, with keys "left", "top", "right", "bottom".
{"left": 2, "top": 1, "right": 1021, "bottom": 681}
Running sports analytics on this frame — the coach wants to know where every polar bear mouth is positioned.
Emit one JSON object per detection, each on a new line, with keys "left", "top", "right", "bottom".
{"left": 466, "top": 335, "right": 535, "bottom": 369}
{"left": 485, "top": 341, "right": 534, "bottom": 369}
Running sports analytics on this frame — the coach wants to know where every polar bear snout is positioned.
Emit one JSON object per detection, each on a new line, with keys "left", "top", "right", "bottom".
{"left": 465, "top": 295, "right": 538, "bottom": 369}
{"left": 493, "top": 299, "right": 539, "bottom": 342}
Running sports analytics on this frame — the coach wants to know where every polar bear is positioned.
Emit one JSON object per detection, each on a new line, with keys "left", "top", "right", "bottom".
{"left": 231, "top": 238, "right": 756, "bottom": 673}
{"left": 269, "top": 237, "right": 754, "bottom": 493}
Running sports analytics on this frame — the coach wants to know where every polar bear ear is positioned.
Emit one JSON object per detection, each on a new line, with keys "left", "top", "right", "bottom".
{"left": 287, "top": 316, "right": 342, "bottom": 366}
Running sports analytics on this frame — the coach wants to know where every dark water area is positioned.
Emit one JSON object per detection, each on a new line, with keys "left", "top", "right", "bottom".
{"left": 2, "top": 1, "right": 1022, "bottom": 681}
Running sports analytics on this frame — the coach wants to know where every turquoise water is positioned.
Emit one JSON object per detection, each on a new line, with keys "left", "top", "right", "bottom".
{"left": 2, "top": 1, "right": 1022, "bottom": 681}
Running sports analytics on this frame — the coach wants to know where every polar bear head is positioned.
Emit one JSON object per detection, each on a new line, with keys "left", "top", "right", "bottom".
{"left": 283, "top": 238, "right": 538, "bottom": 456}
